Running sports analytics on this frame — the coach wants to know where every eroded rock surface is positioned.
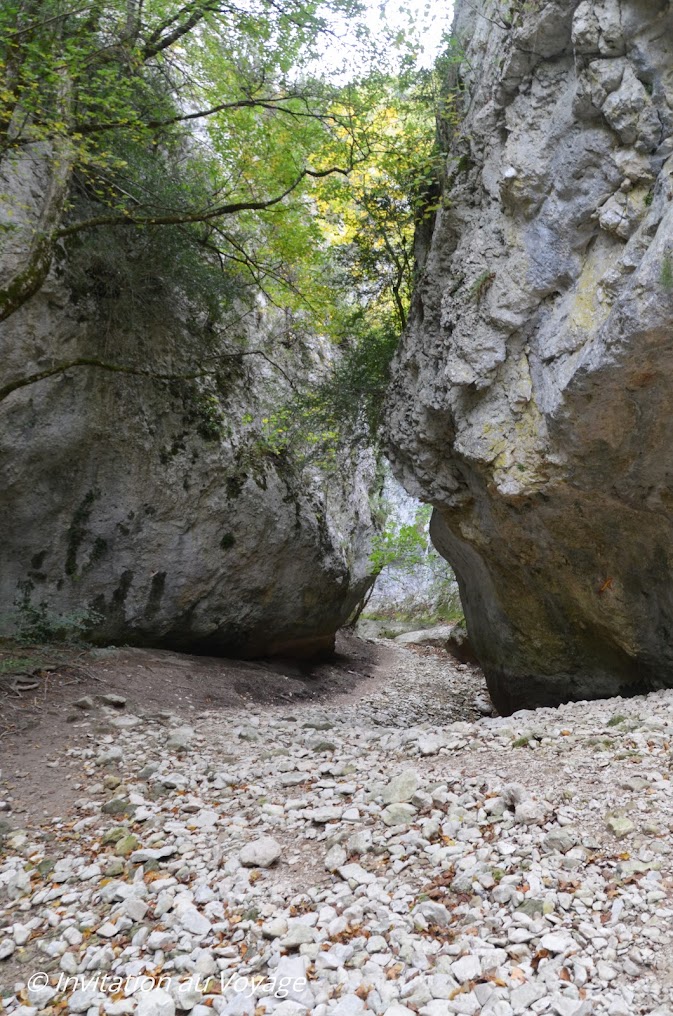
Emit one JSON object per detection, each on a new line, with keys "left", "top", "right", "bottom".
{"left": 0, "top": 161, "right": 376, "bottom": 657}
{"left": 387, "top": 0, "right": 673, "bottom": 711}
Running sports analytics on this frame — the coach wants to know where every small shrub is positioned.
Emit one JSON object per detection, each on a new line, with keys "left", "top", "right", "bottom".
{"left": 470, "top": 270, "right": 496, "bottom": 302}
{"left": 0, "top": 656, "right": 33, "bottom": 674}
{"left": 2, "top": 604, "right": 104, "bottom": 646}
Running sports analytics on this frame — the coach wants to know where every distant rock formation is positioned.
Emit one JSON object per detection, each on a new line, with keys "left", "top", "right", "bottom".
{"left": 388, "top": 0, "right": 673, "bottom": 711}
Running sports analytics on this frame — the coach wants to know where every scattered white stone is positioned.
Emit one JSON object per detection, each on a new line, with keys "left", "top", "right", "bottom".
{"left": 135, "top": 989, "right": 176, "bottom": 1016}
{"left": 451, "top": 954, "right": 482, "bottom": 983}
{"left": 239, "top": 836, "right": 282, "bottom": 868}
{"left": 0, "top": 938, "right": 15, "bottom": 959}
{"left": 382, "top": 802, "right": 416, "bottom": 826}
{"left": 544, "top": 826, "right": 579, "bottom": 853}
{"left": 324, "top": 843, "right": 347, "bottom": 871}
{"left": 166, "top": 727, "right": 194, "bottom": 751}
{"left": 337, "top": 862, "right": 376, "bottom": 886}
{"left": 68, "top": 989, "right": 105, "bottom": 1013}
{"left": 540, "top": 931, "right": 578, "bottom": 954}
{"left": 280, "top": 922, "right": 315, "bottom": 949}
{"left": 178, "top": 906, "right": 211, "bottom": 936}
{"left": 514, "top": 799, "right": 547, "bottom": 824}
{"left": 26, "top": 986, "right": 57, "bottom": 1008}
{"left": 606, "top": 813, "right": 635, "bottom": 838}
{"left": 308, "top": 805, "right": 343, "bottom": 823}
{"left": 262, "top": 917, "right": 288, "bottom": 939}
{"left": 382, "top": 770, "right": 419, "bottom": 804}
{"left": 4, "top": 636, "right": 673, "bottom": 1016}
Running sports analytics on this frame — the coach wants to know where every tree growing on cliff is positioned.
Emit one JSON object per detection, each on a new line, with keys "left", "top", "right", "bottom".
{"left": 0, "top": 0, "right": 446, "bottom": 458}
{"left": 0, "top": 0, "right": 380, "bottom": 321}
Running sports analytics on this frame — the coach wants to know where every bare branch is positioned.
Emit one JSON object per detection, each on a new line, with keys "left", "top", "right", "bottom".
{"left": 56, "top": 163, "right": 357, "bottom": 238}
{"left": 142, "top": 2, "right": 214, "bottom": 59}
{"left": 0, "top": 72, "right": 75, "bottom": 322}
{"left": 0, "top": 349, "right": 297, "bottom": 404}
{"left": 64, "top": 94, "right": 329, "bottom": 139}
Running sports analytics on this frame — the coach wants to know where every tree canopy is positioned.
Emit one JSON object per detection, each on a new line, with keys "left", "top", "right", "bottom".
{"left": 1, "top": 0, "right": 448, "bottom": 441}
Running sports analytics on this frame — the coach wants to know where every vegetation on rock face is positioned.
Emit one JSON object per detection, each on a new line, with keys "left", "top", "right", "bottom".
{"left": 1, "top": 0, "right": 361, "bottom": 316}
{"left": 0, "top": 1, "right": 460, "bottom": 650}
{"left": 0, "top": 0, "right": 452, "bottom": 462}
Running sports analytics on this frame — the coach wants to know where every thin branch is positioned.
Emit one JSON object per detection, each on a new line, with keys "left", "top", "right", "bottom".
{"left": 3, "top": 4, "right": 94, "bottom": 38}
{"left": 56, "top": 163, "right": 357, "bottom": 237}
{"left": 0, "top": 350, "right": 296, "bottom": 404}
{"left": 58, "top": 94, "right": 331, "bottom": 140}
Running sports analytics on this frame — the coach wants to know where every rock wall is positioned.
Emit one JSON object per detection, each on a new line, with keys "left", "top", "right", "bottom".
{"left": 387, "top": 0, "right": 673, "bottom": 711}
{"left": 0, "top": 159, "right": 377, "bottom": 658}
{"left": 366, "top": 470, "right": 460, "bottom": 621}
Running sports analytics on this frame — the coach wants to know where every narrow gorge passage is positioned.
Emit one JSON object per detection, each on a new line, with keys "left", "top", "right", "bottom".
{"left": 4, "top": 0, "right": 673, "bottom": 1012}
{"left": 2, "top": 634, "right": 673, "bottom": 1016}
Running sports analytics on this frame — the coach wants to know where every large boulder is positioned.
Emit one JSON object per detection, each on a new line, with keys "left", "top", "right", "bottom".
{"left": 394, "top": 624, "right": 456, "bottom": 648}
{"left": 0, "top": 164, "right": 376, "bottom": 658}
{"left": 387, "top": 0, "right": 673, "bottom": 711}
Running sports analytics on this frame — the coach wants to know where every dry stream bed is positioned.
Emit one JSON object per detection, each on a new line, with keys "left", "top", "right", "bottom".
{"left": 1, "top": 634, "right": 672, "bottom": 1016}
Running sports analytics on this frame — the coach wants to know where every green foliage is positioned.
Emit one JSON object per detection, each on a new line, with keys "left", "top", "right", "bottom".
{"left": 512, "top": 735, "right": 531, "bottom": 748}
{"left": 63, "top": 222, "right": 239, "bottom": 333}
{"left": 470, "top": 270, "right": 496, "bottom": 302}
{"left": 370, "top": 504, "right": 433, "bottom": 574}
{"left": 0, "top": 655, "right": 32, "bottom": 674}
{"left": 660, "top": 254, "right": 673, "bottom": 291}
{"left": 364, "top": 501, "right": 464, "bottom": 626}
{"left": 0, "top": 0, "right": 369, "bottom": 320}
{"left": 258, "top": 70, "right": 444, "bottom": 457}
{"left": 0, "top": 0, "right": 450, "bottom": 466}
{"left": 1, "top": 0, "right": 445, "bottom": 319}
{"left": 1, "top": 604, "right": 103, "bottom": 645}
{"left": 282, "top": 320, "right": 400, "bottom": 460}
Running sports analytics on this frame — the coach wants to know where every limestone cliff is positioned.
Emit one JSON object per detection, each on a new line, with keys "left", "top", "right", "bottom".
{"left": 387, "top": 0, "right": 673, "bottom": 711}
{"left": 0, "top": 158, "right": 376, "bottom": 658}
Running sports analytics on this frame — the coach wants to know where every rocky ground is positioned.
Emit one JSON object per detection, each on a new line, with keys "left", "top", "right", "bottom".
{"left": 1, "top": 634, "right": 673, "bottom": 1016}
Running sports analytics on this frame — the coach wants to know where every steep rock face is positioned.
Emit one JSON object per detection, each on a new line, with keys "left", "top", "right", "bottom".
{"left": 0, "top": 163, "right": 376, "bottom": 658}
{"left": 387, "top": 0, "right": 673, "bottom": 711}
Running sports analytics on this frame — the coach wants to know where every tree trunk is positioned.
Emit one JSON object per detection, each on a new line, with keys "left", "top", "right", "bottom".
{"left": 0, "top": 72, "right": 74, "bottom": 323}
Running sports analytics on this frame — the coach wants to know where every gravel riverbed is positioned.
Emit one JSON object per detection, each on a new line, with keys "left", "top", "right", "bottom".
{"left": 1, "top": 639, "right": 672, "bottom": 1016}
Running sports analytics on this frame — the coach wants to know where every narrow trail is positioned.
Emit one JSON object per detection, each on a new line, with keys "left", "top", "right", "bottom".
{"left": 1, "top": 636, "right": 673, "bottom": 1016}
